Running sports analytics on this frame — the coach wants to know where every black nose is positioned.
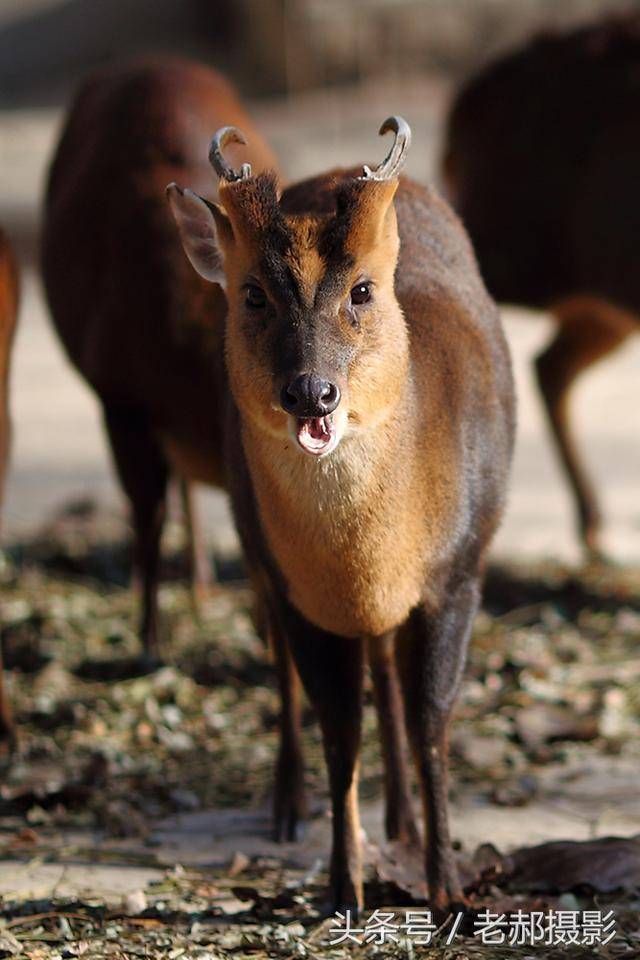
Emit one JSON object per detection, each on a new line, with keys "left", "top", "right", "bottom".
{"left": 280, "top": 373, "right": 341, "bottom": 417}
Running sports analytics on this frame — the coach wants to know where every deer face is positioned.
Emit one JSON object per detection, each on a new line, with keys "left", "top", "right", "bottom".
{"left": 168, "top": 121, "right": 409, "bottom": 458}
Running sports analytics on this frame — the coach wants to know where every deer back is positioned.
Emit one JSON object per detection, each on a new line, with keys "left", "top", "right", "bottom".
{"left": 42, "top": 58, "right": 278, "bottom": 486}
{"left": 444, "top": 13, "right": 640, "bottom": 314}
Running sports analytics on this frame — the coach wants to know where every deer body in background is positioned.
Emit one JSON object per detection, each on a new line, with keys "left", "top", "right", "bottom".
{"left": 444, "top": 13, "right": 640, "bottom": 559}
{"left": 0, "top": 228, "right": 19, "bottom": 746}
{"left": 168, "top": 120, "right": 515, "bottom": 910}
{"left": 42, "top": 59, "right": 279, "bottom": 664}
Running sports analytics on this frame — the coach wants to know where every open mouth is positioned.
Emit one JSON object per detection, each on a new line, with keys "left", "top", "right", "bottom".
{"left": 293, "top": 415, "right": 338, "bottom": 457}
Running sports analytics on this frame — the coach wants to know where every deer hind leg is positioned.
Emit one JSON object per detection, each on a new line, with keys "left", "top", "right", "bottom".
{"left": 104, "top": 405, "right": 168, "bottom": 664}
{"left": 396, "top": 578, "right": 480, "bottom": 910}
{"left": 281, "top": 599, "right": 365, "bottom": 911}
{"left": 368, "top": 632, "right": 420, "bottom": 845}
{"left": 268, "top": 607, "right": 307, "bottom": 842}
{"left": 178, "top": 478, "right": 215, "bottom": 609}
{"left": 535, "top": 297, "right": 634, "bottom": 559}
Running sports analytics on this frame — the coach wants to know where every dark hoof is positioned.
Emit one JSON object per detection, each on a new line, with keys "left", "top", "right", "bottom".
{"left": 429, "top": 890, "right": 469, "bottom": 922}
{"left": 329, "top": 875, "right": 363, "bottom": 918}
{"left": 429, "top": 898, "right": 474, "bottom": 937}
{"left": 74, "top": 653, "right": 163, "bottom": 681}
{"left": 0, "top": 726, "right": 17, "bottom": 758}
{"left": 582, "top": 523, "right": 606, "bottom": 565}
{"left": 273, "top": 759, "right": 307, "bottom": 844}
{"left": 273, "top": 805, "right": 307, "bottom": 843}
{"left": 386, "top": 814, "right": 422, "bottom": 848}
{"left": 321, "top": 899, "right": 361, "bottom": 921}
{"left": 135, "top": 652, "right": 164, "bottom": 675}
{"left": 583, "top": 547, "right": 611, "bottom": 568}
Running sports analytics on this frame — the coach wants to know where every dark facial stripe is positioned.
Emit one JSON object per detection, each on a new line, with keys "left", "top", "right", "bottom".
{"left": 318, "top": 179, "right": 366, "bottom": 270}
{"left": 260, "top": 245, "right": 304, "bottom": 311}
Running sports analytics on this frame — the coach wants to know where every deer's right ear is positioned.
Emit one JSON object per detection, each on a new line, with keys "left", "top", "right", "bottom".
{"left": 166, "top": 183, "right": 231, "bottom": 287}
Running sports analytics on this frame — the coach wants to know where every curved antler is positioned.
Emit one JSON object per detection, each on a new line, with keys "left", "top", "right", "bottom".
{"left": 208, "top": 126, "right": 252, "bottom": 182}
{"left": 361, "top": 116, "right": 411, "bottom": 181}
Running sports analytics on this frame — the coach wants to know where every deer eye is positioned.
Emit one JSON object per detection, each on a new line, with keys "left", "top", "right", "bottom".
{"left": 244, "top": 283, "right": 266, "bottom": 309}
{"left": 350, "top": 282, "right": 372, "bottom": 306}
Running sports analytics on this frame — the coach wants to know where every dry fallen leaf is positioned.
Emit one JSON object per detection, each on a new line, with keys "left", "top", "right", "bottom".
{"left": 471, "top": 836, "right": 640, "bottom": 894}
{"left": 123, "top": 890, "right": 148, "bottom": 915}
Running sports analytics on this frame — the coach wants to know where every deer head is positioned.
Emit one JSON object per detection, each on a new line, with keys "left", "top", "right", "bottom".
{"left": 167, "top": 118, "right": 411, "bottom": 458}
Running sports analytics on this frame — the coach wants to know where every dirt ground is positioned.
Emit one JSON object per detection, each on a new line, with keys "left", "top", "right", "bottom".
{"left": 0, "top": 75, "right": 639, "bottom": 958}
{"left": 1, "top": 541, "right": 640, "bottom": 958}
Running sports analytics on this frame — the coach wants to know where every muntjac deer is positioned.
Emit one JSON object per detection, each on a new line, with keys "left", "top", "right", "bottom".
{"left": 42, "top": 59, "right": 279, "bottom": 667}
{"left": 43, "top": 59, "right": 418, "bottom": 847}
{"left": 444, "top": 13, "right": 640, "bottom": 559}
{"left": 168, "top": 118, "right": 515, "bottom": 910}
{"left": 0, "top": 228, "right": 19, "bottom": 747}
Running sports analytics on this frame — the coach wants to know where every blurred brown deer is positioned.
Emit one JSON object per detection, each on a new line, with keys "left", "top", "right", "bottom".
{"left": 168, "top": 119, "right": 514, "bottom": 910}
{"left": 42, "top": 58, "right": 278, "bottom": 663}
{"left": 0, "top": 228, "right": 19, "bottom": 748}
{"left": 444, "top": 13, "right": 640, "bottom": 559}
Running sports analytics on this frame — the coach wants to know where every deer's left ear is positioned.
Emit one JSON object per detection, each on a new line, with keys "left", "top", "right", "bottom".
{"left": 166, "top": 183, "right": 232, "bottom": 287}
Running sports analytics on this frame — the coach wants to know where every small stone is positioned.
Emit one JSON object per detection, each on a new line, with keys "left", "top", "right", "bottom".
{"left": 228, "top": 851, "right": 250, "bottom": 877}
{"left": 0, "top": 933, "right": 21, "bottom": 956}
{"left": 123, "top": 889, "right": 148, "bottom": 915}
{"left": 26, "top": 804, "right": 51, "bottom": 825}
{"left": 557, "top": 892, "right": 581, "bottom": 911}
{"left": 162, "top": 704, "right": 183, "bottom": 728}
{"left": 157, "top": 728, "right": 194, "bottom": 752}
{"left": 170, "top": 789, "right": 199, "bottom": 811}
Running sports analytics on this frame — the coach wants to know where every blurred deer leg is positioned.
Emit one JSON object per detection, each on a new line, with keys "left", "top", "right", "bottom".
{"left": 369, "top": 632, "right": 420, "bottom": 845}
{"left": 397, "top": 579, "right": 479, "bottom": 910}
{"left": 284, "top": 602, "right": 365, "bottom": 911}
{"left": 104, "top": 405, "right": 168, "bottom": 663}
{"left": 536, "top": 298, "right": 634, "bottom": 558}
{"left": 270, "top": 609, "right": 307, "bottom": 842}
{"left": 179, "top": 478, "right": 214, "bottom": 607}
{"left": 0, "top": 391, "right": 13, "bottom": 749}
{"left": 0, "top": 648, "right": 13, "bottom": 751}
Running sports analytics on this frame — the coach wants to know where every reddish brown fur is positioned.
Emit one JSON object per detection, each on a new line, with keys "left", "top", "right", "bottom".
{"left": 170, "top": 154, "right": 515, "bottom": 908}
{"left": 44, "top": 61, "right": 514, "bottom": 908}
{"left": 43, "top": 58, "right": 277, "bottom": 497}
{"left": 0, "top": 229, "right": 19, "bottom": 746}
{"left": 42, "top": 58, "right": 278, "bottom": 647}
{"left": 444, "top": 12, "right": 640, "bottom": 557}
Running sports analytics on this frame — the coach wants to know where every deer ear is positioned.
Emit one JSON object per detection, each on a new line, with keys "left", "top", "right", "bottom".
{"left": 166, "top": 183, "right": 231, "bottom": 287}
{"left": 339, "top": 179, "right": 399, "bottom": 258}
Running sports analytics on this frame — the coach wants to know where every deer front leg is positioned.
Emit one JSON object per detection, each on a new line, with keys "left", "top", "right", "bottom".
{"left": 282, "top": 601, "right": 365, "bottom": 912}
{"left": 368, "top": 633, "right": 420, "bottom": 845}
{"left": 104, "top": 404, "right": 169, "bottom": 667}
{"left": 397, "top": 578, "right": 480, "bottom": 909}
{"left": 269, "top": 613, "right": 307, "bottom": 842}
